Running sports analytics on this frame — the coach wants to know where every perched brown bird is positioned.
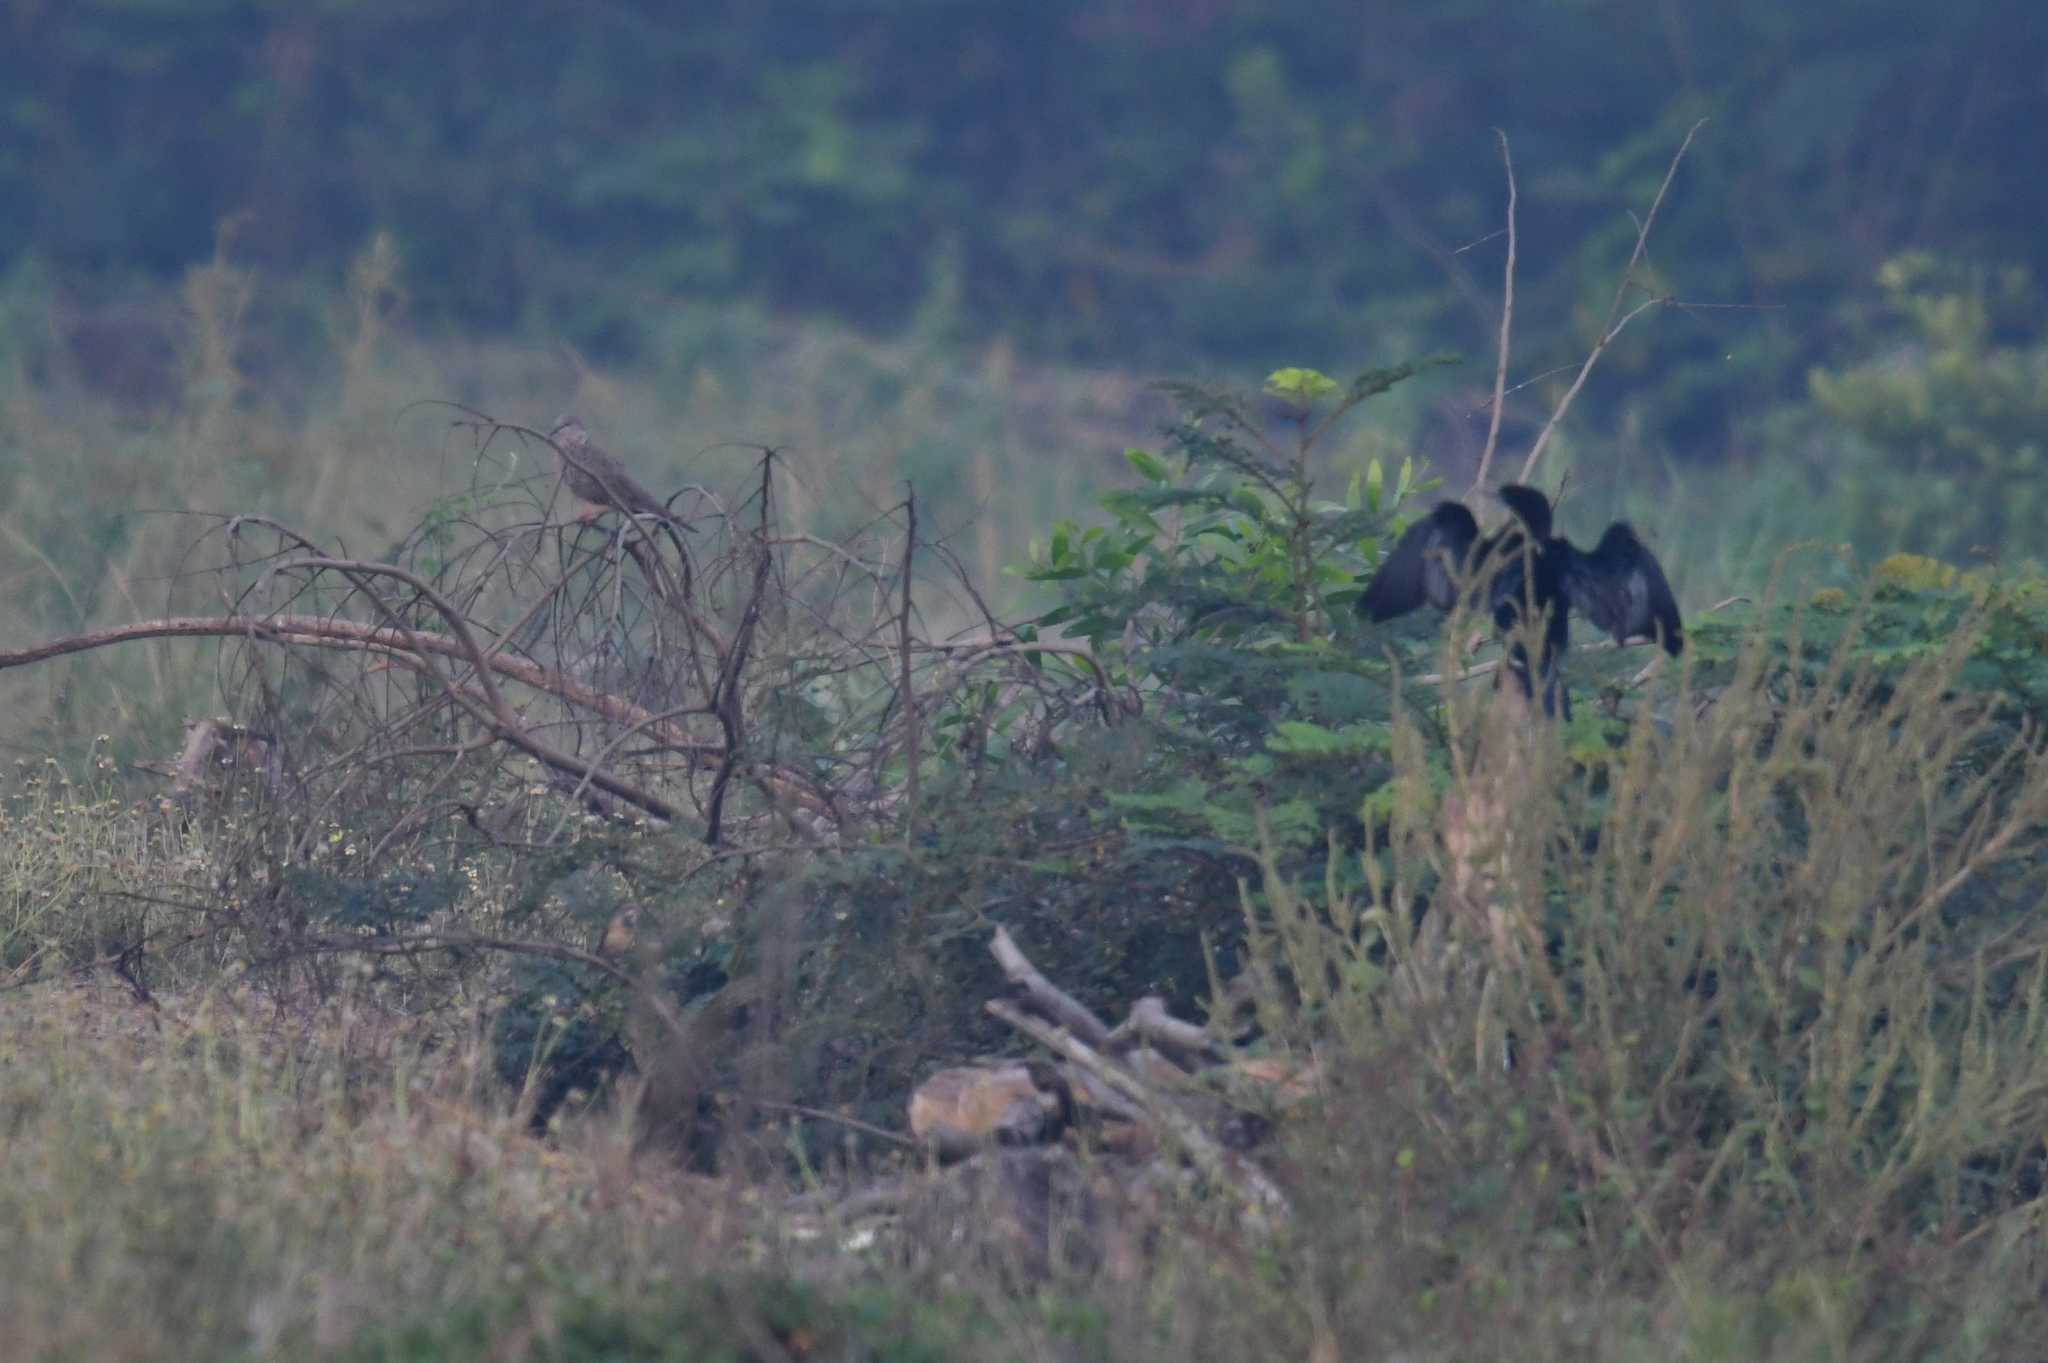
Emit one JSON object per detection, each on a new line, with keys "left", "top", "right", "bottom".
{"left": 547, "top": 417, "right": 679, "bottom": 525}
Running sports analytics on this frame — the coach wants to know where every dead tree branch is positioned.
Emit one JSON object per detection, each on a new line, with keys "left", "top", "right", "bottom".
{"left": 897, "top": 484, "right": 920, "bottom": 841}
{"left": 1519, "top": 119, "right": 1706, "bottom": 484}
{"left": 990, "top": 924, "right": 1114, "bottom": 1048}
{"left": 1470, "top": 128, "right": 1518, "bottom": 498}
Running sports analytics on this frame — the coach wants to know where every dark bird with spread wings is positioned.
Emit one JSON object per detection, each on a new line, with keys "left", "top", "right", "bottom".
{"left": 1356, "top": 483, "right": 1681, "bottom": 718}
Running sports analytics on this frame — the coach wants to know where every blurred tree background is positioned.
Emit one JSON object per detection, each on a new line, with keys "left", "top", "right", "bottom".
{"left": 0, "top": 0, "right": 2044, "bottom": 767}
{"left": 6, "top": 0, "right": 2043, "bottom": 438}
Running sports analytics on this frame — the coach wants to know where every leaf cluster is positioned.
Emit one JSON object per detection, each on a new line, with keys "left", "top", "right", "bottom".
{"left": 1808, "top": 253, "right": 2048, "bottom": 564}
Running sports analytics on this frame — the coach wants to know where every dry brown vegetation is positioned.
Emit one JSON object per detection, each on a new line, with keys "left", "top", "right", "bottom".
{"left": 6, "top": 573, "right": 2048, "bottom": 1360}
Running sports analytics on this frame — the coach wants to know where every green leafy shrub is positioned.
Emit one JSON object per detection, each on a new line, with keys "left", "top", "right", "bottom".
{"left": 1810, "top": 253, "right": 2048, "bottom": 563}
{"left": 1019, "top": 362, "right": 1456, "bottom": 839}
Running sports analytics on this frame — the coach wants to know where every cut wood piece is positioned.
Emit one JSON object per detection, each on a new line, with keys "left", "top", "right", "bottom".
{"left": 1090, "top": 1119, "right": 1158, "bottom": 1159}
{"left": 989, "top": 926, "right": 1113, "bottom": 1047}
{"left": 1215, "top": 1055, "right": 1319, "bottom": 1109}
{"left": 1053, "top": 1062, "right": 1147, "bottom": 1123}
{"left": 908, "top": 1063, "right": 1070, "bottom": 1162}
{"left": 1105, "top": 996, "right": 1223, "bottom": 1070}
{"left": 986, "top": 998, "right": 1291, "bottom": 1228}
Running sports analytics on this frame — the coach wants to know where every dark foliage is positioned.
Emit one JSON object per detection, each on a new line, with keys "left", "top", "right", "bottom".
{"left": 6, "top": 2, "right": 2047, "bottom": 464}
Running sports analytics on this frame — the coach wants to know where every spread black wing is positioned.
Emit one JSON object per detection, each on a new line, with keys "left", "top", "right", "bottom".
{"left": 1356, "top": 502, "right": 1481, "bottom": 621}
{"left": 1561, "top": 523, "right": 1683, "bottom": 655}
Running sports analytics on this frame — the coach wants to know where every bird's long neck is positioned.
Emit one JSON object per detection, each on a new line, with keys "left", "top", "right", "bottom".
{"left": 1508, "top": 500, "right": 1551, "bottom": 541}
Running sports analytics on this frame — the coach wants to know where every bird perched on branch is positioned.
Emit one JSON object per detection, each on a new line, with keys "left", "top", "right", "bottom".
{"left": 1356, "top": 483, "right": 1681, "bottom": 719}
{"left": 545, "top": 416, "right": 695, "bottom": 600}
{"left": 546, "top": 417, "right": 688, "bottom": 529}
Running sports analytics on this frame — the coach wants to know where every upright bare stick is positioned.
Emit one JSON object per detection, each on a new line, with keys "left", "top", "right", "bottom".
{"left": 1468, "top": 129, "right": 1518, "bottom": 499}
{"left": 1518, "top": 118, "right": 1706, "bottom": 484}
{"left": 897, "top": 485, "right": 920, "bottom": 843}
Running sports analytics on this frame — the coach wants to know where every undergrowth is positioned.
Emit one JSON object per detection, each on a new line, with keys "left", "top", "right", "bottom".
{"left": 5, "top": 560, "right": 2047, "bottom": 1360}
{"left": 4, "top": 353, "right": 2047, "bottom": 1359}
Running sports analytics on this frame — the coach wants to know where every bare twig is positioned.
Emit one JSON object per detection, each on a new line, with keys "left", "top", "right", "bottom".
{"left": 278, "top": 557, "right": 688, "bottom": 822}
{"left": 1104, "top": 996, "right": 1225, "bottom": 1071}
{"left": 0, "top": 927, "right": 209, "bottom": 998}
{"left": 1519, "top": 119, "right": 1707, "bottom": 484}
{"left": 1412, "top": 656, "right": 1507, "bottom": 687}
{"left": 897, "top": 484, "right": 920, "bottom": 841}
{"left": 751, "top": 1099, "right": 920, "bottom": 1149}
{"left": 0, "top": 614, "right": 717, "bottom": 756}
{"left": 295, "top": 929, "right": 704, "bottom": 1051}
{"left": 990, "top": 925, "right": 1113, "bottom": 1048}
{"left": 704, "top": 458, "right": 777, "bottom": 845}
{"left": 1470, "top": 129, "right": 1518, "bottom": 498}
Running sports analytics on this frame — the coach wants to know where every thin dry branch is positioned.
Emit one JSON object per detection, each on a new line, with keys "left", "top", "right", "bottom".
{"left": 1103, "top": 996, "right": 1225, "bottom": 1071}
{"left": 1469, "top": 129, "right": 1518, "bottom": 498}
{"left": 704, "top": 461, "right": 779, "bottom": 845}
{"left": 297, "top": 930, "right": 700, "bottom": 1051}
{"left": 0, "top": 613, "right": 713, "bottom": 753}
{"left": 897, "top": 485, "right": 920, "bottom": 840}
{"left": 990, "top": 925, "right": 1114, "bottom": 1048}
{"left": 1411, "top": 635, "right": 1642, "bottom": 687}
{"left": 0, "top": 605, "right": 857, "bottom": 825}
{"left": 919, "top": 637, "right": 1133, "bottom": 726}
{"left": 1518, "top": 119, "right": 1706, "bottom": 484}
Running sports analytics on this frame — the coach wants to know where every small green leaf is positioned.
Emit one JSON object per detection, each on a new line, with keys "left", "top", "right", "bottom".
{"left": 1230, "top": 487, "right": 1269, "bottom": 519}
{"left": 1267, "top": 721, "right": 1393, "bottom": 756}
{"left": 1125, "top": 447, "right": 1171, "bottom": 484}
{"left": 1366, "top": 458, "right": 1383, "bottom": 512}
{"left": 1268, "top": 720, "right": 1344, "bottom": 754}
{"left": 1263, "top": 367, "right": 1340, "bottom": 404}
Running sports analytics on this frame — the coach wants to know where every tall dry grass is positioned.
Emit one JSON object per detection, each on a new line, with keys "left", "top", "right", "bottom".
{"left": 2, "top": 585, "right": 2044, "bottom": 1361}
